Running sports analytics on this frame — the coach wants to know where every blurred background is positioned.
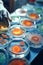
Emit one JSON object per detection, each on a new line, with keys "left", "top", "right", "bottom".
{"left": 2, "top": 0, "right": 43, "bottom": 13}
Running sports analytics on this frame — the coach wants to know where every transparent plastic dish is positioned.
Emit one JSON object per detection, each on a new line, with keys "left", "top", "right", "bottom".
{"left": 15, "top": 8, "right": 27, "bottom": 16}
{"left": 7, "top": 58, "right": 29, "bottom": 65}
{"left": 20, "top": 18, "right": 35, "bottom": 32}
{"left": 25, "top": 33, "right": 43, "bottom": 48}
{"left": 0, "top": 33, "right": 12, "bottom": 48}
{"left": 8, "top": 38, "right": 29, "bottom": 58}
{"left": 27, "top": 12, "right": 41, "bottom": 22}
{"left": 9, "top": 25, "right": 26, "bottom": 38}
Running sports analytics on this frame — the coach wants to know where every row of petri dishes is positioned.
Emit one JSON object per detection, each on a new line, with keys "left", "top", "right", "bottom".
{"left": 0, "top": 7, "right": 43, "bottom": 65}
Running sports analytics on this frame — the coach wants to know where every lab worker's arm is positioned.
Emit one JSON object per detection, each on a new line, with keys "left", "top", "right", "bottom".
{"left": 0, "top": 0, "right": 3, "bottom": 10}
{"left": 0, "top": 0, "right": 3, "bottom": 3}
{"left": 0, "top": 0, "right": 11, "bottom": 22}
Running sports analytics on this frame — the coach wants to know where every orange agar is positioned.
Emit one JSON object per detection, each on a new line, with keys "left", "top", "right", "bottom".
{"left": 11, "top": 45, "right": 21, "bottom": 54}
{"left": 29, "top": 13, "right": 39, "bottom": 19}
{"left": 11, "top": 28, "right": 23, "bottom": 36}
{"left": 31, "top": 35, "right": 39, "bottom": 44}
{"left": 22, "top": 20, "right": 33, "bottom": 27}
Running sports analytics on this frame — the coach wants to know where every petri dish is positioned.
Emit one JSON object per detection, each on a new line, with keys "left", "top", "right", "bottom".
{"left": 27, "top": 12, "right": 41, "bottom": 22}
{"left": 0, "top": 33, "right": 11, "bottom": 48}
{"left": 20, "top": 18, "right": 35, "bottom": 32}
{"left": 8, "top": 58, "right": 29, "bottom": 65}
{"left": 8, "top": 38, "right": 29, "bottom": 58}
{"left": 0, "top": 25, "right": 8, "bottom": 33}
{"left": 26, "top": 33, "right": 43, "bottom": 48}
{"left": 10, "top": 25, "right": 26, "bottom": 38}
{"left": 15, "top": 8, "right": 27, "bottom": 16}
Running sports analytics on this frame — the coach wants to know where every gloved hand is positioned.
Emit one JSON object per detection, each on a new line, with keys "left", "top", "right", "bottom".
{"left": 0, "top": 0, "right": 11, "bottom": 22}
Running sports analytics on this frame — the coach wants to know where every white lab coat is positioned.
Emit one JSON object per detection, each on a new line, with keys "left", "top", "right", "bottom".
{"left": 0, "top": 0, "right": 3, "bottom": 3}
